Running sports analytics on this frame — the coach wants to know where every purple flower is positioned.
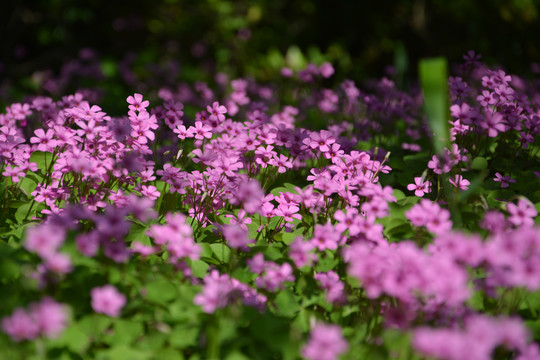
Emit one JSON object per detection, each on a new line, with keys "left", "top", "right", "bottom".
{"left": 91, "top": 285, "right": 126, "bottom": 317}
{"left": 480, "top": 112, "right": 506, "bottom": 137}
{"left": 493, "top": 172, "right": 515, "bottom": 188}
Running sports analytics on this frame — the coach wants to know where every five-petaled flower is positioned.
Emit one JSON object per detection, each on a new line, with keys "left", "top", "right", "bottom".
{"left": 407, "top": 177, "right": 432, "bottom": 197}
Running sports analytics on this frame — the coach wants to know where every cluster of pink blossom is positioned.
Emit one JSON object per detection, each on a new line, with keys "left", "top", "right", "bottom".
{"left": 344, "top": 241, "right": 470, "bottom": 310}
{"left": 247, "top": 253, "right": 295, "bottom": 291}
{"left": 413, "top": 315, "right": 539, "bottom": 360}
{"left": 314, "top": 271, "right": 346, "bottom": 305}
{"left": 193, "top": 270, "right": 266, "bottom": 313}
{"left": 2, "top": 297, "right": 68, "bottom": 342}
{"left": 91, "top": 285, "right": 126, "bottom": 317}
{"left": 405, "top": 199, "right": 453, "bottom": 235}
{"left": 301, "top": 323, "right": 348, "bottom": 360}
{"left": 148, "top": 212, "right": 201, "bottom": 261}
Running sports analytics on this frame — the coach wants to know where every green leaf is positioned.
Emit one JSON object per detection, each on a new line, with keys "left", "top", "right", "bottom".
{"left": 393, "top": 189, "right": 406, "bottom": 201}
{"left": 96, "top": 345, "right": 149, "bottom": 360}
{"left": 210, "top": 243, "right": 231, "bottom": 263}
{"left": 144, "top": 279, "right": 178, "bottom": 304}
{"left": 169, "top": 324, "right": 199, "bottom": 349}
{"left": 419, "top": 57, "right": 450, "bottom": 154}
{"left": 274, "top": 289, "right": 301, "bottom": 318}
{"left": 126, "top": 224, "right": 151, "bottom": 245}
{"left": 50, "top": 326, "right": 90, "bottom": 353}
{"left": 78, "top": 314, "right": 112, "bottom": 338}
{"left": 0, "top": 257, "right": 21, "bottom": 281}
{"left": 29, "top": 151, "right": 49, "bottom": 172}
{"left": 153, "top": 348, "right": 185, "bottom": 360}
{"left": 315, "top": 256, "right": 338, "bottom": 272}
{"left": 199, "top": 243, "right": 213, "bottom": 258}
{"left": 285, "top": 45, "right": 307, "bottom": 70}
{"left": 190, "top": 259, "right": 209, "bottom": 278}
{"left": 471, "top": 157, "right": 488, "bottom": 170}
{"left": 19, "top": 176, "right": 38, "bottom": 197}
{"left": 15, "top": 203, "right": 34, "bottom": 224}
{"left": 262, "top": 245, "right": 283, "bottom": 261}
{"left": 225, "top": 351, "right": 251, "bottom": 360}
{"left": 106, "top": 319, "right": 143, "bottom": 345}
{"left": 274, "top": 232, "right": 298, "bottom": 245}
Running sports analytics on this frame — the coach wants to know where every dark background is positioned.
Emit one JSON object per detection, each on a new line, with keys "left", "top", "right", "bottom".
{"left": 1, "top": 0, "right": 539, "bottom": 107}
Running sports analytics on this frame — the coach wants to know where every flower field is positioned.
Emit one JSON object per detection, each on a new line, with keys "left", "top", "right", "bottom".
{"left": 1, "top": 52, "right": 540, "bottom": 359}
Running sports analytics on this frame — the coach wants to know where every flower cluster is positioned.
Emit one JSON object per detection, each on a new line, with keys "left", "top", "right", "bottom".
{"left": 2, "top": 298, "right": 68, "bottom": 342}
{"left": 1, "top": 52, "right": 540, "bottom": 359}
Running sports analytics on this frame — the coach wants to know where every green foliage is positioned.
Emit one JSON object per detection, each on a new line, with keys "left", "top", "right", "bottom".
{"left": 419, "top": 57, "right": 450, "bottom": 154}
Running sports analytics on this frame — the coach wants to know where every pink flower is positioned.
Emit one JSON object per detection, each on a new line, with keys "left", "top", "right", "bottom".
{"left": 507, "top": 198, "right": 537, "bottom": 227}
{"left": 91, "top": 285, "right": 126, "bottom": 317}
{"left": 173, "top": 124, "right": 193, "bottom": 139}
{"left": 255, "top": 262, "right": 295, "bottom": 291}
{"left": 407, "top": 177, "right": 432, "bottom": 197}
{"left": 406, "top": 199, "right": 452, "bottom": 235}
{"left": 194, "top": 271, "right": 234, "bottom": 313}
{"left": 222, "top": 224, "right": 253, "bottom": 249}
{"left": 188, "top": 121, "right": 213, "bottom": 140}
{"left": 280, "top": 67, "right": 293, "bottom": 77}
{"left": 270, "top": 154, "right": 293, "bottom": 173}
{"left": 24, "top": 224, "right": 65, "bottom": 259}
{"left": 319, "top": 62, "right": 335, "bottom": 78}
{"left": 30, "top": 129, "right": 57, "bottom": 152}
{"left": 314, "top": 271, "right": 346, "bottom": 304}
{"left": 207, "top": 101, "right": 227, "bottom": 123}
{"left": 1, "top": 298, "right": 68, "bottom": 342}
{"left": 224, "top": 209, "right": 252, "bottom": 231}
{"left": 127, "top": 93, "right": 149, "bottom": 112}
{"left": 274, "top": 204, "right": 302, "bottom": 222}
{"left": 480, "top": 112, "right": 506, "bottom": 137}
{"left": 310, "top": 223, "right": 341, "bottom": 251}
{"left": 44, "top": 252, "right": 73, "bottom": 274}
{"left": 140, "top": 185, "right": 161, "bottom": 200}
{"left": 302, "top": 323, "right": 348, "bottom": 360}
{"left": 289, "top": 237, "right": 316, "bottom": 268}
{"left": 449, "top": 174, "right": 470, "bottom": 190}
{"left": 1, "top": 308, "right": 40, "bottom": 342}
{"left": 305, "top": 130, "right": 336, "bottom": 152}
{"left": 2, "top": 166, "right": 25, "bottom": 183}
{"left": 31, "top": 297, "right": 68, "bottom": 338}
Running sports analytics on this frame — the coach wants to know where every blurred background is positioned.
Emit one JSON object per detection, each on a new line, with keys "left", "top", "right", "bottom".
{"left": 1, "top": 0, "right": 539, "bottom": 111}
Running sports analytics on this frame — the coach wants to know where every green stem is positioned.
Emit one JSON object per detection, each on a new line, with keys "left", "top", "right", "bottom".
{"left": 207, "top": 315, "right": 220, "bottom": 360}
